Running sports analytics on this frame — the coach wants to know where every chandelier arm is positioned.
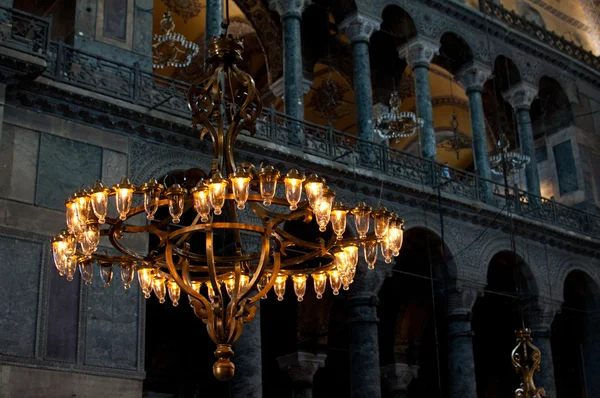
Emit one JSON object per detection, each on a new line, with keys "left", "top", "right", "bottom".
{"left": 235, "top": 226, "right": 271, "bottom": 303}
{"left": 273, "top": 227, "right": 326, "bottom": 250}
{"left": 231, "top": 64, "right": 262, "bottom": 131}
{"left": 248, "top": 251, "right": 281, "bottom": 304}
{"left": 165, "top": 238, "right": 210, "bottom": 307}
{"left": 205, "top": 225, "right": 226, "bottom": 337}
{"left": 171, "top": 245, "right": 261, "bottom": 264}
{"left": 249, "top": 201, "right": 312, "bottom": 223}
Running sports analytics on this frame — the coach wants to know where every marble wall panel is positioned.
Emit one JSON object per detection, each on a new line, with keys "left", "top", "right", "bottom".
{"left": 10, "top": 125, "right": 40, "bottom": 204}
{"left": 0, "top": 236, "right": 43, "bottom": 357}
{"left": 36, "top": 133, "right": 102, "bottom": 210}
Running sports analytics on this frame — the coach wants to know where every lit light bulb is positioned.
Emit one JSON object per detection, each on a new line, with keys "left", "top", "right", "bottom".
{"left": 206, "top": 281, "right": 220, "bottom": 303}
{"left": 330, "top": 202, "right": 349, "bottom": 240}
{"left": 351, "top": 202, "right": 372, "bottom": 239}
{"left": 100, "top": 264, "right": 113, "bottom": 287}
{"left": 304, "top": 174, "right": 325, "bottom": 210}
{"left": 190, "top": 181, "right": 211, "bottom": 222}
{"left": 258, "top": 166, "right": 280, "bottom": 206}
{"left": 387, "top": 215, "right": 404, "bottom": 256}
{"left": 292, "top": 274, "right": 307, "bottom": 302}
{"left": 165, "top": 183, "right": 187, "bottom": 224}
{"left": 208, "top": 173, "right": 228, "bottom": 215}
{"left": 274, "top": 274, "right": 287, "bottom": 301}
{"left": 188, "top": 281, "right": 203, "bottom": 306}
{"left": 328, "top": 269, "right": 342, "bottom": 295}
{"left": 167, "top": 280, "right": 180, "bottom": 306}
{"left": 141, "top": 179, "right": 164, "bottom": 221}
{"left": 73, "top": 189, "right": 90, "bottom": 226}
{"left": 343, "top": 244, "right": 359, "bottom": 270}
{"left": 342, "top": 275, "right": 351, "bottom": 291}
{"left": 90, "top": 181, "right": 110, "bottom": 224}
{"left": 113, "top": 177, "right": 135, "bottom": 221}
{"left": 229, "top": 167, "right": 252, "bottom": 210}
{"left": 372, "top": 206, "right": 391, "bottom": 240}
{"left": 137, "top": 267, "right": 155, "bottom": 298}
{"left": 284, "top": 169, "right": 305, "bottom": 210}
{"left": 65, "top": 256, "right": 77, "bottom": 281}
{"left": 79, "top": 259, "right": 94, "bottom": 285}
{"left": 65, "top": 197, "right": 84, "bottom": 237}
{"left": 380, "top": 235, "right": 393, "bottom": 264}
{"left": 364, "top": 240, "right": 378, "bottom": 270}
{"left": 120, "top": 263, "right": 135, "bottom": 290}
{"left": 153, "top": 276, "right": 167, "bottom": 304}
{"left": 52, "top": 231, "right": 75, "bottom": 276}
{"left": 256, "top": 272, "right": 271, "bottom": 298}
{"left": 80, "top": 223, "right": 100, "bottom": 257}
{"left": 315, "top": 187, "right": 335, "bottom": 232}
{"left": 333, "top": 250, "right": 349, "bottom": 276}
{"left": 312, "top": 272, "right": 327, "bottom": 299}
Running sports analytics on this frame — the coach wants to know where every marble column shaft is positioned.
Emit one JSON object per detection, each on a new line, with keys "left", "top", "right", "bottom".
{"left": 533, "top": 332, "right": 557, "bottom": 398}
{"left": 205, "top": 0, "right": 223, "bottom": 59}
{"left": 399, "top": 39, "right": 439, "bottom": 162}
{"left": 447, "top": 316, "right": 478, "bottom": 398}
{"left": 230, "top": 303, "right": 262, "bottom": 398}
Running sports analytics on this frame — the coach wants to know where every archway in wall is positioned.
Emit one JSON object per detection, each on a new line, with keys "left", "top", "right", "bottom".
{"left": 378, "top": 227, "right": 455, "bottom": 397}
{"left": 472, "top": 250, "right": 538, "bottom": 398}
{"left": 530, "top": 76, "right": 574, "bottom": 138}
{"left": 552, "top": 270, "right": 600, "bottom": 398}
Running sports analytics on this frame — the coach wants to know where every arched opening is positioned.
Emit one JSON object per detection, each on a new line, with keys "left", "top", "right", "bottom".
{"left": 378, "top": 227, "right": 455, "bottom": 397}
{"left": 530, "top": 76, "right": 574, "bottom": 138}
{"left": 552, "top": 270, "right": 600, "bottom": 398}
{"left": 472, "top": 250, "right": 538, "bottom": 398}
{"left": 433, "top": 32, "right": 474, "bottom": 75}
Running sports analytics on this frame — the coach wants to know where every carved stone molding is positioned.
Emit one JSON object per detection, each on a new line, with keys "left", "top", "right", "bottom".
{"left": 502, "top": 81, "right": 538, "bottom": 110}
{"left": 277, "top": 351, "right": 326, "bottom": 386}
{"left": 523, "top": 296, "right": 562, "bottom": 332}
{"left": 398, "top": 37, "right": 439, "bottom": 69}
{"left": 446, "top": 279, "right": 486, "bottom": 316}
{"left": 381, "top": 362, "right": 419, "bottom": 395}
{"left": 340, "top": 12, "right": 381, "bottom": 44}
{"left": 455, "top": 61, "right": 492, "bottom": 94}
{"left": 348, "top": 262, "right": 392, "bottom": 300}
{"left": 268, "top": 0, "right": 312, "bottom": 19}
{"left": 270, "top": 76, "right": 313, "bottom": 98}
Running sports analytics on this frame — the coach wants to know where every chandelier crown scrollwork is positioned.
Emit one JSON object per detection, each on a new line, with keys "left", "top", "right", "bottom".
{"left": 152, "top": 11, "right": 200, "bottom": 69}
{"left": 50, "top": 31, "right": 406, "bottom": 381}
{"left": 374, "top": 92, "right": 424, "bottom": 142}
{"left": 512, "top": 328, "right": 546, "bottom": 398}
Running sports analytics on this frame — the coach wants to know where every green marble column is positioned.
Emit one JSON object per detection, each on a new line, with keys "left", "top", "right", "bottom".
{"left": 398, "top": 38, "right": 439, "bottom": 161}
{"left": 205, "top": 0, "right": 222, "bottom": 42}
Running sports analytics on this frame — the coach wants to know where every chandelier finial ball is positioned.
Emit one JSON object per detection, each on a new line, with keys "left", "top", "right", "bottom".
{"left": 213, "top": 344, "right": 236, "bottom": 381}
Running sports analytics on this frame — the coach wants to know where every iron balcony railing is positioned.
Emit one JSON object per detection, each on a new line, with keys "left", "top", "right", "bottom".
{"left": 0, "top": 7, "right": 51, "bottom": 57}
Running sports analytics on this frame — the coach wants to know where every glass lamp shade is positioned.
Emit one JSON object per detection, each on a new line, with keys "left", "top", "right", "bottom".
{"left": 351, "top": 202, "right": 372, "bottom": 239}
{"left": 167, "top": 280, "right": 181, "bottom": 306}
{"left": 372, "top": 206, "right": 391, "bottom": 240}
{"left": 284, "top": 169, "right": 305, "bottom": 211}
{"left": 189, "top": 281, "right": 203, "bottom": 306}
{"left": 79, "top": 259, "right": 94, "bottom": 285}
{"left": 380, "top": 236, "right": 393, "bottom": 264}
{"left": 120, "top": 263, "right": 135, "bottom": 289}
{"left": 208, "top": 173, "right": 229, "bottom": 215}
{"left": 315, "top": 188, "right": 336, "bottom": 232}
{"left": 100, "top": 264, "right": 113, "bottom": 287}
{"left": 153, "top": 276, "right": 167, "bottom": 304}
{"left": 328, "top": 269, "right": 342, "bottom": 295}
{"left": 292, "top": 274, "right": 307, "bottom": 302}
{"left": 165, "top": 184, "right": 187, "bottom": 224}
{"left": 388, "top": 216, "right": 404, "bottom": 256}
{"left": 364, "top": 240, "right": 378, "bottom": 269}
{"left": 113, "top": 177, "right": 135, "bottom": 221}
{"left": 137, "top": 267, "right": 155, "bottom": 298}
{"left": 190, "top": 182, "right": 211, "bottom": 222}
{"left": 141, "top": 179, "right": 164, "bottom": 221}
{"left": 229, "top": 167, "right": 252, "bottom": 210}
{"left": 206, "top": 281, "right": 219, "bottom": 303}
{"left": 258, "top": 166, "right": 280, "bottom": 206}
{"left": 79, "top": 223, "right": 100, "bottom": 257}
{"left": 274, "top": 274, "right": 287, "bottom": 301}
{"left": 343, "top": 244, "right": 359, "bottom": 270}
{"left": 224, "top": 274, "right": 250, "bottom": 298}
{"left": 65, "top": 198, "right": 81, "bottom": 236}
{"left": 304, "top": 174, "right": 325, "bottom": 210}
{"left": 333, "top": 250, "right": 349, "bottom": 276}
{"left": 312, "top": 272, "right": 327, "bottom": 299}
{"left": 52, "top": 231, "right": 76, "bottom": 276}
{"left": 65, "top": 256, "right": 77, "bottom": 281}
{"left": 73, "top": 189, "right": 91, "bottom": 225}
{"left": 90, "top": 181, "right": 110, "bottom": 224}
{"left": 330, "top": 202, "right": 349, "bottom": 240}
{"left": 256, "top": 272, "right": 271, "bottom": 298}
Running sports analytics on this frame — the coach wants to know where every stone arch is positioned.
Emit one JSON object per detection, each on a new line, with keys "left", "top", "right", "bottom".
{"left": 530, "top": 75, "right": 574, "bottom": 137}
{"left": 433, "top": 31, "right": 474, "bottom": 74}
{"left": 554, "top": 258, "right": 600, "bottom": 303}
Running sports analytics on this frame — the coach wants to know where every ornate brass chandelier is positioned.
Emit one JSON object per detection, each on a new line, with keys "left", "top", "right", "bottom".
{"left": 152, "top": 11, "right": 199, "bottom": 69}
{"left": 489, "top": 133, "right": 530, "bottom": 175}
{"left": 512, "top": 329, "right": 546, "bottom": 398}
{"left": 50, "top": 13, "right": 405, "bottom": 381}
{"left": 374, "top": 92, "right": 423, "bottom": 142}
{"left": 439, "top": 114, "right": 472, "bottom": 160}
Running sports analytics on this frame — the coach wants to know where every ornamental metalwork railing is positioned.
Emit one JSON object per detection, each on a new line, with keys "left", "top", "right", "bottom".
{"left": 23, "top": 41, "right": 600, "bottom": 239}
{"left": 0, "top": 7, "right": 51, "bottom": 56}
{"left": 480, "top": 0, "right": 600, "bottom": 73}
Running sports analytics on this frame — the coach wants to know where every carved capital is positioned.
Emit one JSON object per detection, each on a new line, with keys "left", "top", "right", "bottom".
{"left": 397, "top": 37, "right": 439, "bottom": 69}
{"left": 381, "top": 363, "right": 419, "bottom": 395}
{"left": 270, "top": 76, "right": 312, "bottom": 98}
{"left": 502, "top": 82, "right": 538, "bottom": 110}
{"left": 348, "top": 261, "right": 392, "bottom": 299}
{"left": 268, "top": 0, "right": 311, "bottom": 19}
{"left": 523, "top": 297, "right": 562, "bottom": 332}
{"left": 340, "top": 12, "right": 381, "bottom": 43}
{"left": 455, "top": 61, "right": 492, "bottom": 93}
{"left": 446, "top": 279, "right": 485, "bottom": 316}
{"left": 277, "top": 351, "right": 326, "bottom": 386}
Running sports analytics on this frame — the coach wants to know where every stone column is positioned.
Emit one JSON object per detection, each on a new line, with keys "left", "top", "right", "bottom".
{"left": 381, "top": 362, "right": 419, "bottom": 398}
{"left": 456, "top": 62, "right": 492, "bottom": 199}
{"left": 503, "top": 82, "right": 540, "bottom": 197}
{"left": 524, "top": 297, "right": 561, "bottom": 398}
{"left": 348, "top": 263, "right": 391, "bottom": 398}
{"left": 446, "top": 280, "right": 484, "bottom": 398}
{"left": 340, "top": 13, "right": 380, "bottom": 163}
{"left": 269, "top": 0, "right": 311, "bottom": 146}
{"left": 205, "top": 0, "right": 223, "bottom": 61}
{"left": 398, "top": 38, "right": 439, "bottom": 161}
{"left": 230, "top": 303, "right": 263, "bottom": 398}
{"left": 278, "top": 351, "right": 326, "bottom": 398}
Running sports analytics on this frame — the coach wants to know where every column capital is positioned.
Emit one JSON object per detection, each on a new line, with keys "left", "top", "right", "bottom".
{"left": 523, "top": 296, "right": 562, "bottom": 332}
{"left": 277, "top": 351, "right": 327, "bottom": 385}
{"left": 340, "top": 12, "right": 381, "bottom": 43}
{"left": 381, "top": 362, "right": 419, "bottom": 395}
{"left": 348, "top": 262, "right": 392, "bottom": 300}
{"left": 455, "top": 61, "right": 492, "bottom": 93}
{"left": 270, "top": 76, "right": 312, "bottom": 98}
{"left": 397, "top": 37, "right": 439, "bottom": 69}
{"left": 268, "top": 0, "right": 311, "bottom": 19}
{"left": 503, "top": 81, "right": 538, "bottom": 110}
{"left": 447, "top": 279, "right": 486, "bottom": 317}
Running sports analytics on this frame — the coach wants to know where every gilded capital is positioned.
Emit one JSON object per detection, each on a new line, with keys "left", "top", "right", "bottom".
{"left": 398, "top": 37, "right": 439, "bottom": 68}
{"left": 340, "top": 12, "right": 381, "bottom": 43}
{"left": 268, "top": 0, "right": 312, "bottom": 19}
{"left": 455, "top": 61, "right": 492, "bottom": 93}
{"left": 503, "top": 81, "right": 538, "bottom": 110}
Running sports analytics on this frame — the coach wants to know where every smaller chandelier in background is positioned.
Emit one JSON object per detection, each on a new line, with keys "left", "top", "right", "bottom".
{"left": 439, "top": 114, "right": 472, "bottom": 160}
{"left": 374, "top": 92, "right": 423, "bottom": 142}
{"left": 489, "top": 133, "right": 530, "bottom": 175}
{"left": 152, "top": 11, "right": 199, "bottom": 69}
